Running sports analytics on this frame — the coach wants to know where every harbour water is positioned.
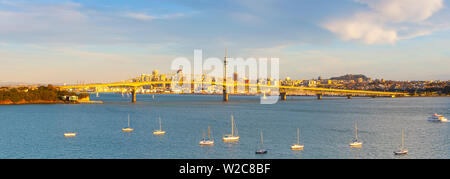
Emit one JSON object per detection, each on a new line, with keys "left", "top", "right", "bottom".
{"left": 0, "top": 94, "right": 448, "bottom": 159}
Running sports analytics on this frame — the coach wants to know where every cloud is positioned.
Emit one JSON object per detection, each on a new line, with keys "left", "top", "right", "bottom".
{"left": 323, "top": 0, "right": 444, "bottom": 44}
{"left": 125, "top": 12, "right": 157, "bottom": 20}
{"left": 125, "top": 12, "right": 184, "bottom": 21}
{"left": 356, "top": 0, "right": 443, "bottom": 22}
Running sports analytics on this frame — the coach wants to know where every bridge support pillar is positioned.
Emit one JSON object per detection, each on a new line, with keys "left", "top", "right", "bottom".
{"left": 317, "top": 94, "right": 322, "bottom": 100}
{"left": 223, "top": 91, "right": 229, "bottom": 101}
{"left": 347, "top": 95, "right": 352, "bottom": 99}
{"left": 280, "top": 92, "right": 287, "bottom": 101}
{"left": 131, "top": 89, "right": 136, "bottom": 103}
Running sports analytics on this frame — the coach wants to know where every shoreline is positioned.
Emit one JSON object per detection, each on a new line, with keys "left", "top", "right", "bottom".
{"left": 0, "top": 100, "right": 74, "bottom": 105}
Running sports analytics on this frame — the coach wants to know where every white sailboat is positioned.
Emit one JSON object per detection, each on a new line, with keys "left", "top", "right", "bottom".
{"left": 122, "top": 114, "right": 134, "bottom": 132}
{"left": 199, "top": 126, "right": 214, "bottom": 145}
{"left": 64, "top": 132, "right": 77, "bottom": 137}
{"left": 291, "top": 128, "right": 304, "bottom": 150}
{"left": 349, "top": 122, "right": 362, "bottom": 147}
{"left": 153, "top": 117, "right": 166, "bottom": 135}
{"left": 394, "top": 129, "right": 408, "bottom": 155}
{"left": 223, "top": 115, "right": 239, "bottom": 142}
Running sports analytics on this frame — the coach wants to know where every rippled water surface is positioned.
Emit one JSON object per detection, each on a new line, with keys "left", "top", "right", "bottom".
{"left": 0, "top": 94, "right": 448, "bottom": 159}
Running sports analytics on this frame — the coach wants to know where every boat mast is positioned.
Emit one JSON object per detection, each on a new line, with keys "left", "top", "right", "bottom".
{"left": 128, "top": 114, "right": 130, "bottom": 128}
{"left": 355, "top": 122, "right": 358, "bottom": 140}
{"left": 401, "top": 129, "right": 404, "bottom": 150}
{"left": 159, "top": 117, "right": 162, "bottom": 131}
{"left": 231, "top": 115, "right": 234, "bottom": 136}
{"left": 208, "top": 126, "right": 211, "bottom": 140}
{"left": 297, "top": 128, "right": 300, "bottom": 145}
{"left": 260, "top": 130, "right": 263, "bottom": 146}
{"left": 203, "top": 129, "right": 205, "bottom": 141}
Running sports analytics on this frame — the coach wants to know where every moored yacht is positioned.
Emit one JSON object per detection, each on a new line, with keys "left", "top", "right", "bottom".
{"left": 255, "top": 130, "right": 268, "bottom": 154}
{"left": 199, "top": 126, "right": 214, "bottom": 146}
{"left": 428, "top": 113, "right": 448, "bottom": 122}
{"left": 122, "top": 114, "right": 134, "bottom": 132}
{"left": 394, "top": 129, "right": 408, "bottom": 155}
{"left": 223, "top": 115, "right": 239, "bottom": 142}
{"left": 291, "top": 128, "right": 304, "bottom": 150}
{"left": 153, "top": 117, "right": 166, "bottom": 135}
{"left": 349, "top": 122, "right": 362, "bottom": 147}
{"left": 64, "top": 132, "right": 77, "bottom": 137}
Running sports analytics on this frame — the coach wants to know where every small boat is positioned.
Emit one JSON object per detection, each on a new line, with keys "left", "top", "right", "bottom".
{"left": 262, "top": 92, "right": 267, "bottom": 100}
{"left": 428, "top": 113, "right": 448, "bottom": 122}
{"left": 349, "top": 122, "right": 362, "bottom": 147}
{"left": 153, "top": 117, "right": 166, "bottom": 135}
{"left": 291, "top": 128, "right": 304, "bottom": 150}
{"left": 122, "top": 114, "right": 134, "bottom": 132}
{"left": 255, "top": 130, "right": 268, "bottom": 154}
{"left": 223, "top": 115, "right": 239, "bottom": 142}
{"left": 64, "top": 132, "right": 77, "bottom": 137}
{"left": 394, "top": 129, "right": 408, "bottom": 155}
{"left": 96, "top": 92, "right": 99, "bottom": 98}
{"left": 152, "top": 95, "right": 155, "bottom": 99}
{"left": 199, "top": 126, "right": 214, "bottom": 146}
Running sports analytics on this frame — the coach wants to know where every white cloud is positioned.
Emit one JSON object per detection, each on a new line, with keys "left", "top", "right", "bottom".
{"left": 125, "top": 12, "right": 184, "bottom": 21}
{"left": 125, "top": 12, "right": 157, "bottom": 20}
{"left": 323, "top": 0, "right": 444, "bottom": 44}
{"left": 356, "top": 0, "right": 443, "bottom": 22}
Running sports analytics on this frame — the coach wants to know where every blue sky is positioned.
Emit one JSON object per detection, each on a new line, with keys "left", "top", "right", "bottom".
{"left": 0, "top": 0, "right": 449, "bottom": 83}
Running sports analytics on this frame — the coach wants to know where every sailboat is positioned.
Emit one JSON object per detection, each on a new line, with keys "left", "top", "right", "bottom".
{"left": 199, "top": 126, "right": 214, "bottom": 145}
{"left": 223, "top": 115, "right": 239, "bottom": 142}
{"left": 122, "top": 114, "right": 134, "bottom": 132}
{"left": 96, "top": 92, "right": 99, "bottom": 98}
{"left": 64, "top": 132, "right": 77, "bottom": 137}
{"left": 394, "top": 129, "right": 408, "bottom": 155}
{"left": 153, "top": 117, "right": 166, "bottom": 135}
{"left": 255, "top": 130, "right": 268, "bottom": 154}
{"left": 291, "top": 128, "right": 304, "bottom": 150}
{"left": 349, "top": 122, "right": 362, "bottom": 147}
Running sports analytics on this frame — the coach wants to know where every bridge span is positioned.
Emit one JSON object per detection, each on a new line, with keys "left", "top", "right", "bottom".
{"left": 58, "top": 81, "right": 408, "bottom": 103}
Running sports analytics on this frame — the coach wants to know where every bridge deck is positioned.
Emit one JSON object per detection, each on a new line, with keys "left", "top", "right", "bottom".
{"left": 58, "top": 81, "right": 407, "bottom": 96}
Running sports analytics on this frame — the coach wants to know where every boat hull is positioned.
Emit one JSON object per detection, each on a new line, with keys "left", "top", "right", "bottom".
{"left": 223, "top": 136, "right": 240, "bottom": 142}
{"left": 291, "top": 144, "right": 304, "bottom": 150}
{"left": 255, "top": 149, "right": 268, "bottom": 154}
{"left": 199, "top": 140, "right": 214, "bottom": 145}
{"left": 64, "top": 133, "right": 76, "bottom": 137}
{"left": 153, "top": 130, "right": 166, "bottom": 135}
{"left": 350, "top": 142, "right": 363, "bottom": 147}
{"left": 394, "top": 150, "right": 408, "bottom": 155}
{"left": 122, "top": 128, "right": 134, "bottom": 132}
{"left": 428, "top": 117, "right": 448, "bottom": 122}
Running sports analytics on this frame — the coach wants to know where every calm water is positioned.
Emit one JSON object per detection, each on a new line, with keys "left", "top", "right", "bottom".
{"left": 0, "top": 94, "right": 448, "bottom": 159}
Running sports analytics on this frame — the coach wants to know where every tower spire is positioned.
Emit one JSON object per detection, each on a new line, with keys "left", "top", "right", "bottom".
{"left": 223, "top": 48, "right": 229, "bottom": 101}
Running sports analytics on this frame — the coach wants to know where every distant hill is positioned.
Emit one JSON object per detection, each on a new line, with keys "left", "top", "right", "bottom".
{"left": 329, "top": 74, "right": 369, "bottom": 81}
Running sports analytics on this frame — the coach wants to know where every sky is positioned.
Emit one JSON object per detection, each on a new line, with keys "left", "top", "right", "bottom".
{"left": 0, "top": 0, "right": 449, "bottom": 84}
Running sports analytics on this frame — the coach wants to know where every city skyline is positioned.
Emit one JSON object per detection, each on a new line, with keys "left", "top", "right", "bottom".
{"left": 1, "top": 0, "right": 450, "bottom": 84}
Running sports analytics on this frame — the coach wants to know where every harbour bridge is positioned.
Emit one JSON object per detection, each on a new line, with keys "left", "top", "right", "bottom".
{"left": 58, "top": 80, "right": 407, "bottom": 103}
{"left": 57, "top": 51, "right": 407, "bottom": 103}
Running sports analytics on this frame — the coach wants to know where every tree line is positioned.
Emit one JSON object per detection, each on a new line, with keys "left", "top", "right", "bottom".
{"left": 0, "top": 85, "right": 88, "bottom": 103}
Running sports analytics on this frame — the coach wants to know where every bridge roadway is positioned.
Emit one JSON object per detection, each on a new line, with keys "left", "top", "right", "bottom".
{"left": 58, "top": 81, "right": 408, "bottom": 103}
